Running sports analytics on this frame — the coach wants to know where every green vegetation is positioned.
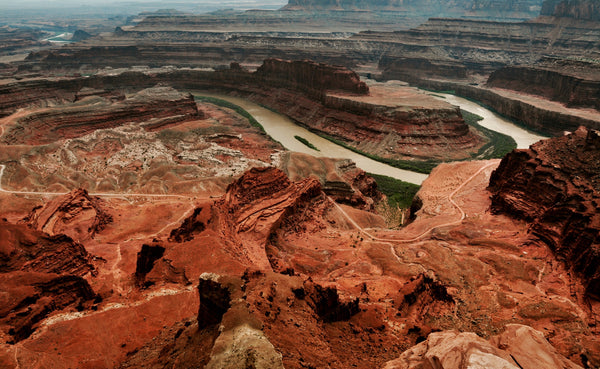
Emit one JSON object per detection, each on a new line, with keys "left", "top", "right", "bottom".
{"left": 369, "top": 172, "right": 420, "bottom": 209}
{"left": 194, "top": 95, "right": 266, "bottom": 133}
{"left": 317, "top": 133, "right": 438, "bottom": 174}
{"left": 461, "top": 109, "right": 517, "bottom": 159}
{"left": 294, "top": 135, "right": 320, "bottom": 151}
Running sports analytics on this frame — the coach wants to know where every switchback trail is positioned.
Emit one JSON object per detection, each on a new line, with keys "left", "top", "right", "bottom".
{"left": 332, "top": 161, "right": 499, "bottom": 244}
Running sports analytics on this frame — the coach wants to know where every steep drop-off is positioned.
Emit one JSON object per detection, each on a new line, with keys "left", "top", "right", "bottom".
{"left": 486, "top": 58, "right": 600, "bottom": 110}
{"left": 489, "top": 127, "right": 600, "bottom": 298}
{"left": 541, "top": 0, "right": 600, "bottom": 20}
{"left": 0, "top": 219, "right": 97, "bottom": 342}
{"left": 0, "top": 60, "right": 483, "bottom": 162}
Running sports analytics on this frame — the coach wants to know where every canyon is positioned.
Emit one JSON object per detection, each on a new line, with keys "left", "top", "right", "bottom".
{"left": 10, "top": 0, "right": 599, "bottom": 137}
{"left": 0, "top": 59, "right": 490, "bottom": 165}
{"left": 0, "top": 0, "right": 600, "bottom": 367}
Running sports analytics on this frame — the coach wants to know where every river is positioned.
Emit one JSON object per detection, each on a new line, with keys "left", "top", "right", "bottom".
{"left": 195, "top": 92, "right": 547, "bottom": 185}
{"left": 433, "top": 93, "right": 547, "bottom": 149}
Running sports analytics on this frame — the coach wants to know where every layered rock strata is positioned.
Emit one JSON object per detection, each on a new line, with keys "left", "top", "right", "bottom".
{"left": 22, "top": 188, "right": 112, "bottom": 242}
{"left": 489, "top": 127, "right": 600, "bottom": 298}
{"left": 254, "top": 58, "right": 369, "bottom": 97}
{"left": 0, "top": 220, "right": 97, "bottom": 342}
{"left": 487, "top": 58, "right": 600, "bottom": 109}
{"left": 2, "top": 86, "right": 200, "bottom": 145}
{"left": 541, "top": 0, "right": 600, "bottom": 20}
{"left": 413, "top": 78, "right": 600, "bottom": 136}
{"left": 0, "top": 60, "right": 482, "bottom": 161}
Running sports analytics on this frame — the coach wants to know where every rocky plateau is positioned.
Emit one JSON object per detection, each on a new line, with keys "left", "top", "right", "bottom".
{"left": 1, "top": 0, "right": 600, "bottom": 368}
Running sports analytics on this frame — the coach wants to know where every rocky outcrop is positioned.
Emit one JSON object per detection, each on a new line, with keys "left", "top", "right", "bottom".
{"left": 541, "top": 0, "right": 600, "bottom": 20}
{"left": 249, "top": 86, "right": 478, "bottom": 161}
{"left": 168, "top": 208, "right": 207, "bottom": 243}
{"left": 197, "top": 273, "right": 233, "bottom": 328}
{"left": 255, "top": 58, "right": 369, "bottom": 98}
{"left": 384, "top": 324, "right": 582, "bottom": 369}
{"left": 0, "top": 220, "right": 94, "bottom": 276}
{"left": 0, "top": 62, "right": 481, "bottom": 162}
{"left": 2, "top": 86, "right": 200, "bottom": 145}
{"left": 134, "top": 243, "right": 189, "bottom": 287}
{"left": 302, "top": 280, "right": 359, "bottom": 322}
{"left": 22, "top": 188, "right": 112, "bottom": 242}
{"left": 489, "top": 127, "right": 600, "bottom": 298}
{"left": 415, "top": 78, "right": 600, "bottom": 136}
{"left": 0, "top": 219, "right": 97, "bottom": 342}
{"left": 71, "top": 29, "right": 93, "bottom": 42}
{"left": 487, "top": 58, "right": 600, "bottom": 109}
{"left": 214, "top": 167, "right": 322, "bottom": 269}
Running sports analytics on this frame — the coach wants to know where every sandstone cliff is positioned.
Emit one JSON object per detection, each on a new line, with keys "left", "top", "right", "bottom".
{"left": 0, "top": 60, "right": 482, "bottom": 162}
{"left": 282, "top": 0, "right": 543, "bottom": 18}
{"left": 384, "top": 324, "right": 582, "bottom": 369}
{"left": 255, "top": 58, "right": 369, "bottom": 98}
{"left": 489, "top": 127, "right": 600, "bottom": 298}
{"left": 541, "top": 0, "right": 600, "bottom": 20}
{"left": 487, "top": 58, "right": 600, "bottom": 110}
{"left": 415, "top": 78, "right": 600, "bottom": 136}
{"left": 0, "top": 220, "right": 97, "bottom": 342}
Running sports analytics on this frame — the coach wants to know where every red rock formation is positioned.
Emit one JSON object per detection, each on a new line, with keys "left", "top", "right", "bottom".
{"left": 213, "top": 167, "right": 321, "bottom": 270}
{"left": 384, "top": 324, "right": 583, "bottom": 369}
{"left": 2, "top": 86, "right": 200, "bottom": 145}
{"left": 282, "top": 152, "right": 383, "bottom": 211}
{"left": 487, "top": 59, "right": 600, "bottom": 110}
{"left": 0, "top": 220, "right": 96, "bottom": 342}
{"left": 22, "top": 188, "right": 112, "bottom": 243}
{"left": 0, "top": 63, "right": 482, "bottom": 162}
{"left": 0, "top": 220, "right": 94, "bottom": 276}
{"left": 134, "top": 243, "right": 190, "bottom": 287}
{"left": 255, "top": 58, "right": 369, "bottom": 97}
{"left": 489, "top": 127, "right": 600, "bottom": 298}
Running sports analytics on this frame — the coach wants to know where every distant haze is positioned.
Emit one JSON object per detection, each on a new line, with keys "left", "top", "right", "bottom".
{"left": 0, "top": 0, "right": 286, "bottom": 12}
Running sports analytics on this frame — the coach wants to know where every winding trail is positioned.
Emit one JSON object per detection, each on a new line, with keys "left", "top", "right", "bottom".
{"left": 332, "top": 161, "right": 498, "bottom": 244}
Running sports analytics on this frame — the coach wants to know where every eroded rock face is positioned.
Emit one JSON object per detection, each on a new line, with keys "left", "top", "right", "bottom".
{"left": 487, "top": 59, "right": 600, "bottom": 110}
{"left": 255, "top": 58, "right": 369, "bottom": 97}
{"left": 0, "top": 61, "right": 483, "bottom": 162}
{"left": 22, "top": 188, "right": 112, "bottom": 243}
{"left": 214, "top": 167, "right": 322, "bottom": 270}
{"left": 384, "top": 324, "right": 582, "bottom": 369}
{"left": 198, "top": 273, "right": 233, "bottom": 329}
{"left": 489, "top": 127, "right": 600, "bottom": 298}
{"left": 2, "top": 86, "right": 200, "bottom": 145}
{"left": 0, "top": 220, "right": 94, "bottom": 276}
{"left": 541, "top": 0, "right": 600, "bottom": 20}
{"left": 0, "top": 220, "right": 96, "bottom": 342}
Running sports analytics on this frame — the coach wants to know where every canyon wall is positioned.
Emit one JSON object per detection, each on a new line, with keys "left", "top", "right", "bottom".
{"left": 541, "top": 0, "right": 600, "bottom": 20}
{"left": 282, "top": 0, "right": 543, "bottom": 17}
{"left": 0, "top": 60, "right": 480, "bottom": 162}
{"left": 2, "top": 87, "right": 200, "bottom": 145}
{"left": 488, "top": 127, "right": 600, "bottom": 298}
{"left": 254, "top": 58, "right": 369, "bottom": 98}
{"left": 486, "top": 59, "right": 600, "bottom": 109}
{"left": 416, "top": 79, "right": 600, "bottom": 136}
